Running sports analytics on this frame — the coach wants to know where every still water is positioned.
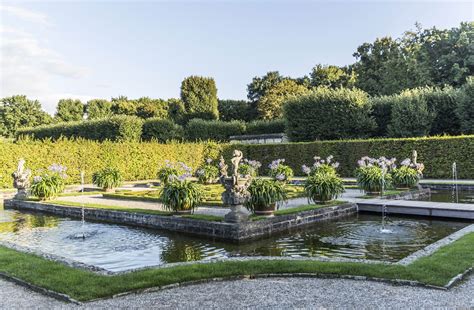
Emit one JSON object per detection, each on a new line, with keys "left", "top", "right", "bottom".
{"left": 0, "top": 206, "right": 468, "bottom": 272}
{"left": 415, "top": 189, "right": 474, "bottom": 204}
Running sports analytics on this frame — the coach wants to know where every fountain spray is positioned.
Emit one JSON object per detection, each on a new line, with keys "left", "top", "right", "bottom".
{"left": 452, "top": 162, "right": 459, "bottom": 204}
{"left": 80, "top": 170, "right": 85, "bottom": 239}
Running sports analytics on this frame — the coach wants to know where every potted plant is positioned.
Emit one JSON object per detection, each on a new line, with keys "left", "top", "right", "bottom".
{"left": 161, "top": 179, "right": 203, "bottom": 214}
{"left": 92, "top": 167, "right": 122, "bottom": 192}
{"left": 268, "top": 159, "right": 293, "bottom": 182}
{"left": 158, "top": 161, "right": 192, "bottom": 185}
{"left": 392, "top": 158, "right": 423, "bottom": 189}
{"left": 305, "top": 173, "right": 345, "bottom": 203}
{"left": 245, "top": 178, "right": 287, "bottom": 216}
{"left": 195, "top": 158, "right": 219, "bottom": 184}
{"left": 30, "top": 164, "right": 67, "bottom": 200}
{"left": 355, "top": 156, "right": 395, "bottom": 195}
{"left": 302, "top": 155, "right": 340, "bottom": 176}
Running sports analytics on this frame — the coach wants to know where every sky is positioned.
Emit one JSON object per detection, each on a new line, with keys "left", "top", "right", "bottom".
{"left": 0, "top": 0, "right": 473, "bottom": 114}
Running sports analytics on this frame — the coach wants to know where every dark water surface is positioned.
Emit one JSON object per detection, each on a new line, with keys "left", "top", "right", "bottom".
{"left": 0, "top": 206, "right": 468, "bottom": 272}
{"left": 415, "top": 189, "right": 474, "bottom": 204}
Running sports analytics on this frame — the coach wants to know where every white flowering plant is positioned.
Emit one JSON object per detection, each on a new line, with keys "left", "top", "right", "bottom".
{"left": 160, "top": 165, "right": 203, "bottom": 213}
{"left": 355, "top": 156, "right": 395, "bottom": 194}
{"left": 158, "top": 161, "right": 192, "bottom": 185}
{"left": 392, "top": 158, "right": 424, "bottom": 188}
{"left": 302, "top": 155, "right": 340, "bottom": 177}
{"left": 238, "top": 159, "right": 262, "bottom": 177}
{"left": 195, "top": 158, "right": 219, "bottom": 184}
{"left": 268, "top": 159, "right": 293, "bottom": 182}
{"left": 30, "top": 164, "right": 68, "bottom": 200}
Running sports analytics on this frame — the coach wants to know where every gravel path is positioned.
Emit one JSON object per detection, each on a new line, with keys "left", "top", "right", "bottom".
{"left": 1, "top": 275, "right": 474, "bottom": 309}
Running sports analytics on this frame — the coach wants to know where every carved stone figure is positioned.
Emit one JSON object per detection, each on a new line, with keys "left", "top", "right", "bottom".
{"left": 412, "top": 150, "right": 418, "bottom": 165}
{"left": 12, "top": 159, "right": 31, "bottom": 200}
{"left": 219, "top": 150, "right": 251, "bottom": 223}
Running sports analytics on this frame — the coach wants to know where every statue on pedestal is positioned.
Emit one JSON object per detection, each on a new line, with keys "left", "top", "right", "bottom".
{"left": 12, "top": 159, "right": 31, "bottom": 200}
{"left": 220, "top": 150, "right": 251, "bottom": 223}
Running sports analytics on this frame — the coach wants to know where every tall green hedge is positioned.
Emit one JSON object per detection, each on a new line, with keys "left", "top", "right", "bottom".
{"left": 228, "top": 135, "right": 474, "bottom": 179}
{"left": 0, "top": 139, "right": 221, "bottom": 188}
{"left": 246, "top": 119, "right": 285, "bottom": 135}
{"left": 284, "top": 88, "right": 376, "bottom": 141}
{"left": 185, "top": 119, "right": 246, "bottom": 142}
{"left": 16, "top": 115, "right": 143, "bottom": 142}
{"left": 142, "top": 118, "right": 184, "bottom": 142}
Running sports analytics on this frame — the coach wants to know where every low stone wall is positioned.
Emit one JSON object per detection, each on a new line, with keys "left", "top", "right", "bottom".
{"left": 3, "top": 200, "right": 357, "bottom": 242}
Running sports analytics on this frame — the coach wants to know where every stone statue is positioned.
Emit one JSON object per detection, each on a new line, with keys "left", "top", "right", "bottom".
{"left": 218, "top": 156, "right": 228, "bottom": 179}
{"left": 231, "top": 150, "right": 243, "bottom": 178}
{"left": 412, "top": 150, "right": 418, "bottom": 164}
{"left": 12, "top": 159, "right": 31, "bottom": 200}
{"left": 219, "top": 150, "right": 251, "bottom": 223}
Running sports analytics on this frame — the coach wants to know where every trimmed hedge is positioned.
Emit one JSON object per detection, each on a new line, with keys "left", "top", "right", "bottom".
{"left": 226, "top": 135, "right": 474, "bottom": 179}
{"left": 284, "top": 88, "right": 376, "bottom": 141}
{"left": 246, "top": 119, "right": 285, "bottom": 135}
{"left": 142, "top": 118, "right": 184, "bottom": 142}
{"left": 16, "top": 115, "right": 143, "bottom": 142}
{"left": 0, "top": 139, "right": 221, "bottom": 188}
{"left": 185, "top": 119, "right": 246, "bottom": 142}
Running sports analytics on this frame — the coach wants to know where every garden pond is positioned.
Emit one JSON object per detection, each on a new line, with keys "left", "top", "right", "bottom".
{"left": 414, "top": 189, "right": 474, "bottom": 204}
{"left": 0, "top": 206, "right": 469, "bottom": 272}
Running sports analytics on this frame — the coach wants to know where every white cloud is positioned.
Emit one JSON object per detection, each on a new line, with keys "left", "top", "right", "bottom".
{"left": 0, "top": 5, "right": 51, "bottom": 26}
{"left": 0, "top": 7, "right": 91, "bottom": 114}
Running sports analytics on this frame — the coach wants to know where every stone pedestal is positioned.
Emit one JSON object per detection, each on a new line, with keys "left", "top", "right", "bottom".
{"left": 14, "top": 189, "right": 28, "bottom": 200}
{"left": 224, "top": 205, "right": 249, "bottom": 223}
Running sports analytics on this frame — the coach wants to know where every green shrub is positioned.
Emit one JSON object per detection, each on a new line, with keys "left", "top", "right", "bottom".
{"left": 355, "top": 157, "right": 394, "bottom": 194}
{"left": 16, "top": 115, "right": 143, "bottom": 142}
{"left": 370, "top": 95, "right": 394, "bottom": 137}
{"left": 245, "top": 119, "right": 285, "bottom": 135}
{"left": 424, "top": 87, "right": 461, "bottom": 135}
{"left": 304, "top": 173, "right": 345, "bottom": 203}
{"left": 457, "top": 77, "right": 474, "bottom": 134}
{"left": 387, "top": 89, "right": 434, "bottom": 137}
{"left": 92, "top": 168, "right": 122, "bottom": 190}
{"left": 245, "top": 178, "right": 287, "bottom": 213}
{"left": 284, "top": 87, "right": 376, "bottom": 141}
{"left": 142, "top": 118, "right": 184, "bottom": 142}
{"left": 185, "top": 119, "right": 246, "bottom": 142}
{"left": 161, "top": 180, "right": 203, "bottom": 213}
{"left": 218, "top": 100, "right": 256, "bottom": 122}
{"left": 230, "top": 135, "right": 474, "bottom": 179}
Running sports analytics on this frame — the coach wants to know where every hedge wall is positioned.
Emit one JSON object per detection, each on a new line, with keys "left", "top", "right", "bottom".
{"left": 246, "top": 119, "right": 285, "bottom": 135}
{"left": 142, "top": 118, "right": 184, "bottom": 142}
{"left": 227, "top": 135, "right": 474, "bottom": 179}
{"left": 16, "top": 115, "right": 143, "bottom": 142}
{"left": 0, "top": 139, "right": 221, "bottom": 188}
{"left": 185, "top": 119, "right": 246, "bottom": 142}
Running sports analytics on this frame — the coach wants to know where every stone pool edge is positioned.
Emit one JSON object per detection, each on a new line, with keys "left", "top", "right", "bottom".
{"left": 3, "top": 199, "right": 358, "bottom": 242}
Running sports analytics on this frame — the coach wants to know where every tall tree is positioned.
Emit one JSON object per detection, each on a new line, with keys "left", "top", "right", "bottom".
{"left": 310, "top": 64, "right": 356, "bottom": 88}
{"left": 0, "top": 95, "right": 52, "bottom": 137}
{"left": 247, "top": 71, "right": 285, "bottom": 103}
{"left": 86, "top": 99, "right": 113, "bottom": 120}
{"left": 111, "top": 96, "right": 138, "bottom": 116}
{"left": 135, "top": 97, "right": 168, "bottom": 119}
{"left": 180, "top": 76, "right": 219, "bottom": 121}
{"left": 55, "top": 99, "right": 84, "bottom": 122}
{"left": 257, "top": 80, "right": 309, "bottom": 119}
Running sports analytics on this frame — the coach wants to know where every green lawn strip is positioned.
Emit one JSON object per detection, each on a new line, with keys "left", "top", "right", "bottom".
{"left": 49, "top": 200, "right": 172, "bottom": 216}
{"left": 250, "top": 201, "right": 347, "bottom": 221}
{"left": 59, "top": 191, "right": 105, "bottom": 197}
{"left": 0, "top": 232, "right": 473, "bottom": 301}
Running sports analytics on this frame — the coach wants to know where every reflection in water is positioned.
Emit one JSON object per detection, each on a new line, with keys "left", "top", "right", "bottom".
{"left": 416, "top": 189, "right": 474, "bottom": 204}
{"left": 0, "top": 205, "right": 469, "bottom": 272}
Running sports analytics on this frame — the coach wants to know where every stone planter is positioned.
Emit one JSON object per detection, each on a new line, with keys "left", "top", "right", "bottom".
{"left": 254, "top": 203, "right": 276, "bottom": 216}
{"left": 174, "top": 209, "right": 192, "bottom": 215}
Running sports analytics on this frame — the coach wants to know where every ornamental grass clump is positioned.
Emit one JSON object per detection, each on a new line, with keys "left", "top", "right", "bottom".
{"left": 161, "top": 165, "right": 202, "bottom": 213}
{"left": 356, "top": 156, "right": 395, "bottom": 194}
{"left": 303, "top": 155, "right": 344, "bottom": 203}
{"left": 245, "top": 178, "right": 287, "bottom": 215}
{"left": 268, "top": 159, "right": 293, "bottom": 182}
{"left": 392, "top": 158, "right": 424, "bottom": 188}
{"left": 158, "top": 161, "right": 192, "bottom": 185}
{"left": 30, "top": 164, "right": 67, "bottom": 200}
{"left": 195, "top": 158, "right": 219, "bottom": 184}
{"left": 238, "top": 158, "right": 262, "bottom": 177}
{"left": 92, "top": 167, "right": 122, "bottom": 191}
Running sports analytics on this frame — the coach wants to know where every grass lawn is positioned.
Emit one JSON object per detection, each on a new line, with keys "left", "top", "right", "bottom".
{"left": 104, "top": 183, "right": 306, "bottom": 206}
{"left": 0, "top": 232, "right": 473, "bottom": 302}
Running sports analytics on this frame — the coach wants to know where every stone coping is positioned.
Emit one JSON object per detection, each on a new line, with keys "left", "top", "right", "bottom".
{"left": 3, "top": 199, "right": 357, "bottom": 242}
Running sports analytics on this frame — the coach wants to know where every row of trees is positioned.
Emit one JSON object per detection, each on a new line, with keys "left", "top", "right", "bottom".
{"left": 1, "top": 22, "right": 472, "bottom": 138}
